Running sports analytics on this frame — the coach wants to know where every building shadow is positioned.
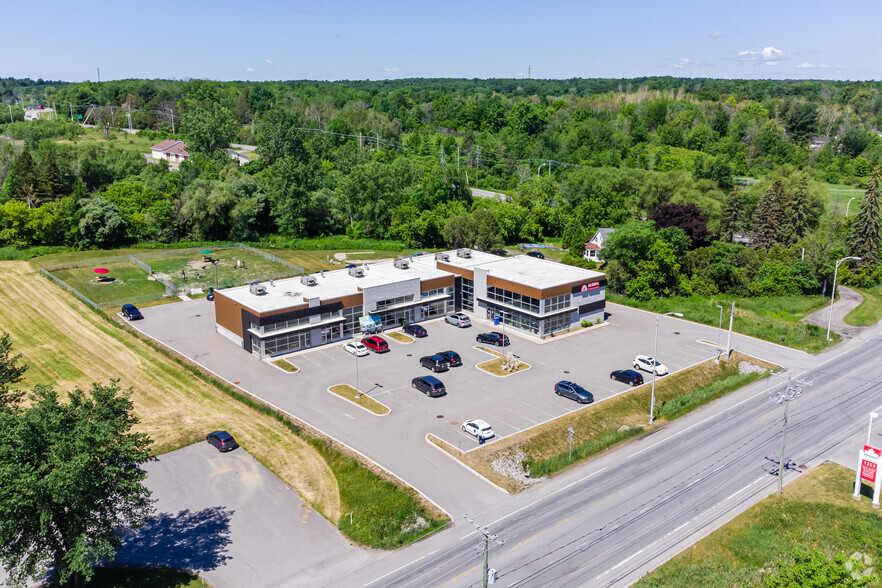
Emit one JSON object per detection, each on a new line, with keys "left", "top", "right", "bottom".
{"left": 115, "top": 506, "right": 234, "bottom": 572}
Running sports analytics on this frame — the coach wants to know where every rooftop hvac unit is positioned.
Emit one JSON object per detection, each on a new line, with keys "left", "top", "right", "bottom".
{"left": 300, "top": 275, "right": 317, "bottom": 286}
{"left": 249, "top": 282, "right": 267, "bottom": 296}
{"left": 456, "top": 248, "right": 472, "bottom": 259}
{"left": 283, "top": 291, "right": 302, "bottom": 297}
{"left": 348, "top": 266, "right": 365, "bottom": 278}
{"left": 393, "top": 258, "right": 410, "bottom": 270}
{"left": 434, "top": 253, "right": 450, "bottom": 262}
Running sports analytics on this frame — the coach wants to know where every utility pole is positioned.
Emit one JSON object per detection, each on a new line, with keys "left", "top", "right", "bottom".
{"left": 69, "top": 102, "right": 74, "bottom": 122}
{"left": 7, "top": 103, "right": 12, "bottom": 123}
{"left": 770, "top": 373, "right": 813, "bottom": 496}
{"left": 547, "top": 159, "right": 551, "bottom": 177}
{"left": 476, "top": 146, "right": 481, "bottom": 184}
{"left": 440, "top": 146, "right": 445, "bottom": 167}
{"left": 457, "top": 146, "right": 460, "bottom": 171}
{"left": 97, "top": 67, "right": 100, "bottom": 83}
{"left": 725, "top": 301, "right": 735, "bottom": 359}
{"left": 464, "top": 514, "right": 504, "bottom": 587}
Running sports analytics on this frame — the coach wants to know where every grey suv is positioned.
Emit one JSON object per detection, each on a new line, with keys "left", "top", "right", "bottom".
{"left": 446, "top": 313, "right": 472, "bottom": 328}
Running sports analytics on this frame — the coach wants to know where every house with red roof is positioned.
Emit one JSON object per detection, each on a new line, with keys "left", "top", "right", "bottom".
{"left": 150, "top": 139, "right": 190, "bottom": 163}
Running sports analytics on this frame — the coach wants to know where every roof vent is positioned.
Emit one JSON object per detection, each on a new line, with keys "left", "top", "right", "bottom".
{"left": 283, "top": 291, "right": 302, "bottom": 297}
{"left": 435, "top": 253, "right": 450, "bottom": 262}
{"left": 348, "top": 267, "right": 365, "bottom": 278}
{"left": 249, "top": 282, "right": 267, "bottom": 296}
{"left": 456, "top": 248, "right": 472, "bottom": 259}
{"left": 300, "top": 275, "right": 317, "bottom": 286}
{"left": 394, "top": 258, "right": 410, "bottom": 270}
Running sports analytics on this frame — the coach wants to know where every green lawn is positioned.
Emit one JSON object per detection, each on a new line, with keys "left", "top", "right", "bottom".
{"left": 636, "top": 462, "right": 882, "bottom": 587}
{"left": 608, "top": 293, "right": 836, "bottom": 352}
{"left": 51, "top": 262, "right": 166, "bottom": 304}
{"left": 845, "top": 287, "right": 882, "bottom": 327}
{"left": 55, "top": 127, "right": 160, "bottom": 154}
{"left": 141, "top": 248, "right": 295, "bottom": 290}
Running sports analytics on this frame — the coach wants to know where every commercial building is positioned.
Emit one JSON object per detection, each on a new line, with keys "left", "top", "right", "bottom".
{"left": 213, "top": 249, "right": 606, "bottom": 358}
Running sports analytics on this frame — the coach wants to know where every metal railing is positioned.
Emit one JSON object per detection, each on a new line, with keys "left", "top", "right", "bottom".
{"left": 38, "top": 267, "right": 98, "bottom": 309}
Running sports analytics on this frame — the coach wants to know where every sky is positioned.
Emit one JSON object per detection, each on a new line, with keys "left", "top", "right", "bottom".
{"left": 3, "top": 0, "right": 881, "bottom": 83}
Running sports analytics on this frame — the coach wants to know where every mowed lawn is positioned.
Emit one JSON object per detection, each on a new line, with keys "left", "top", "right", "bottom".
{"left": 142, "top": 248, "right": 296, "bottom": 290}
{"left": 0, "top": 261, "right": 341, "bottom": 520}
{"left": 51, "top": 262, "right": 166, "bottom": 304}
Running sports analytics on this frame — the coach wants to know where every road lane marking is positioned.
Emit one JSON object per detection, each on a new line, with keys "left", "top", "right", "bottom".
{"left": 363, "top": 553, "right": 429, "bottom": 587}
{"left": 438, "top": 563, "right": 481, "bottom": 588}
{"left": 725, "top": 476, "right": 765, "bottom": 501}
{"left": 507, "top": 518, "right": 570, "bottom": 552}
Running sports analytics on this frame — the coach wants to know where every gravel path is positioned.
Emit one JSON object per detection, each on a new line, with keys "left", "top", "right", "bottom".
{"left": 801, "top": 286, "right": 867, "bottom": 340}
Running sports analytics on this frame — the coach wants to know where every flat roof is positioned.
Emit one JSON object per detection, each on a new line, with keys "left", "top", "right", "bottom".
{"left": 483, "top": 255, "right": 604, "bottom": 289}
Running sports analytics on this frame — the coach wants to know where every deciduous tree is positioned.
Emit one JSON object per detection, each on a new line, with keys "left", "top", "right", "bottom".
{"left": 0, "top": 332, "right": 27, "bottom": 409}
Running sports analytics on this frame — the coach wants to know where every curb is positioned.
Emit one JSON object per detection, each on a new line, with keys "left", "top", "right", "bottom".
{"left": 425, "top": 434, "right": 509, "bottom": 494}
{"left": 326, "top": 384, "right": 391, "bottom": 416}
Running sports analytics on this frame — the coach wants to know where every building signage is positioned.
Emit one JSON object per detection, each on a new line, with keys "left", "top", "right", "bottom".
{"left": 574, "top": 281, "right": 601, "bottom": 294}
{"left": 854, "top": 444, "right": 882, "bottom": 506}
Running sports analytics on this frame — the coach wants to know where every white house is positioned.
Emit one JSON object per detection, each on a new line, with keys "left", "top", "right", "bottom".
{"left": 584, "top": 228, "right": 615, "bottom": 261}
{"left": 150, "top": 139, "right": 190, "bottom": 163}
{"left": 24, "top": 106, "right": 55, "bottom": 121}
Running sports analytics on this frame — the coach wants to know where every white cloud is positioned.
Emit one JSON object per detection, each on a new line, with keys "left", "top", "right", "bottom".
{"left": 264, "top": 59, "right": 274, "bottom": 65}
{"left": 737, "top": 46, "right": 786, "bottom": 62}
{"left": 383, "top": 66, "right": 400, "bottom": 72}
{"left": 765, "top": 61, "right": 779, "bottom": 66}
{"left": 672, "top": 58, "right": 692, "bottom": 69}
{"left": 246, "top": 67, "right": 256, "bottom": 73}
{"left": 797, "top": 62, "right": 830, "bottom": 69}
{"left": 711, "top": 30, "right": 721, "bottom": 38}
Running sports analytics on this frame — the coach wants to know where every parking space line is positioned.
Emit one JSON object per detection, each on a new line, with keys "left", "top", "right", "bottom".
{"left": 301, "top": 354, "right": 323, "bottom": 367}
{"left": 489, "top": 415, "right": 519, "bottom": 431}
{"left": 505, "top": 406, "right": 538, "bottom": 424}
{"left": 521, "top": 401, "right": 555, "bottom": 419}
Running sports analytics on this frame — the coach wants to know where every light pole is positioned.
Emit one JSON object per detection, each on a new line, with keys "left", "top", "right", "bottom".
{"left": 868, "top": 412, "right": 879, "bottom": 446}
{"left": 538, "top": 163, "right": 546, "bottom": 177}
{"left": 354, "top": 344, "right": 361, "bottom": 399}
{"left": 827, "top": 256, "right": 861, "bottom": 341}
{"left": 649, "top": 311, "right": 683, "bottom": 424}
{"left": 715, "top": 304, "right": 724, "bottom": 352}
{"left": 847, "top": 197, "right": 856, "bottom": 217}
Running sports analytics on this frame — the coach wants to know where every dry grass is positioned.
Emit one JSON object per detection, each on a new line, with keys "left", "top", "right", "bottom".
{"left": 476, "top": 357, "right": 531, "bottom": 376}
{"left": 0, "top": 261, "right": 341, "bottom": 521}
{"left": 328, "top": 384, "right": 391, "bottom": 415}
{"left": 385, "top": 331, "right": 414, "bottom": 343}
{"left": 271, "top": 359, "right": 299, "bottom": 373}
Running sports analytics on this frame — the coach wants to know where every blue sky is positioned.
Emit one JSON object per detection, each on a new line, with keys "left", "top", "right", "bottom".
{"left": 4, "top": 0, "right": 880, "bottom": 82}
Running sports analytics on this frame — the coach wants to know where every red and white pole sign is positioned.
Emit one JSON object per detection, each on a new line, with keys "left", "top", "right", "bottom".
{"left": 854, "top": 444, "right": 882, "bottom": 508}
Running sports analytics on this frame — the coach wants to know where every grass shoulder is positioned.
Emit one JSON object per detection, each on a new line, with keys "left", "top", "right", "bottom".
{"left": 270, "top": 359, "right": 299, "bottom": 373}
{"left": 328, "top": 384, "right": 390, "bottom": 415}
{"left": 636, "top": 462, "right": 882, "bottom": 587}
{"left": 385, "top": 331, "right": 414, "bottom": 344}
{"left": 845, "top": 287, "right": 882, "bottom": 327}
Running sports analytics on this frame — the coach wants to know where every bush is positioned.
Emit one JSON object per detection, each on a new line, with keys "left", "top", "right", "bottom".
{"left": 581, "top": 319, "right": 590, "bottom": 328}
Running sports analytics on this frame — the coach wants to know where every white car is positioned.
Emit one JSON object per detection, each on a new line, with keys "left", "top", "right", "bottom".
{"left": 461, "top": 419, "right": 495, "bottom": 439}
{"left": 446, "top": 313, "right": 472, "bottom": 328}
{"left": 633, "top": 355, "right": 669, "bottom": 376}
{"left": 343, "top": 341, "right": 369, "bottom": 357}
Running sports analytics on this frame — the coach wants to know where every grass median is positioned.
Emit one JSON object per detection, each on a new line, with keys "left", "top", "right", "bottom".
{"left": 437, "top": 352, "right": 777, "bottom": 493}
{"left": 385, "top": 331, "right": 414, "bottom": 343}
{"left": 636, "top": 462, "right": 882, "bottom": 587}
{"left": 328, "top": 384, "right": 391, "bottom": 415}
{"left": 271, "top": 359, "right": 299, "bottom": 373}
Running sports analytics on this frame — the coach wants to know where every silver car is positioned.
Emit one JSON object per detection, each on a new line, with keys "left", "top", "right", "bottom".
{"left": 445, "top": 313, "right": 472, "bottom": 328}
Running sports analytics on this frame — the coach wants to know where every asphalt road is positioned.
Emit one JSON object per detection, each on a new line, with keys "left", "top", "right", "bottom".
{"left": 330, "top": 323, "right": 882, "bottom": 587}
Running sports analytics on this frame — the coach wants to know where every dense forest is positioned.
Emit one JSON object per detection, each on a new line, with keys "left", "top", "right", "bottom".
{"left": 3, "top": 75, "right": 882, "bottom": 298}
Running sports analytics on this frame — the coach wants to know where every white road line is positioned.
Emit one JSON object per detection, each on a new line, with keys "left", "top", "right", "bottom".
{"left": 363, "top": 554, "right": 429, "bottom": 587}
{"left": 344, "top": 413, "right": 355, "bottom": 420}
{"left": 725, "top": 477, "right": 765, "bottom": 501}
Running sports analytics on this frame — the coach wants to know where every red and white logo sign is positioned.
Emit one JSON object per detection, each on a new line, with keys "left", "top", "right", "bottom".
{"left": 864, "top": 445, "right": 881, "bottom": 458}
{"left": 862, "top": 459, "right": 878, "bottom": 483}
{"left": 580, "top": 282, "right": 600, "bottom": 292}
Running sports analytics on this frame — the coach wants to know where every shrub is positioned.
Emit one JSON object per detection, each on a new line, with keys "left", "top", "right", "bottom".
{"left": 581, "top": 319, "right": 590, "bottom": 328}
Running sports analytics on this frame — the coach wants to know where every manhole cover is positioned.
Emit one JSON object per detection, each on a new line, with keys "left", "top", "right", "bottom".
{"left": 194, "top": 314, "right": 201, "bottom": 317}
{"left": 563, "top": 370, "right": 570, "bottom": 374}
{"left": 436, "top": 415, "right": 444, "bottom": 419}
{"left": 674, "top": 332, "right": 680, "bottom": 335}
{"left": 406, "top": 354, "right": 412, "bottom": 357}
{"left": 234, "top": 381, "right": 240, "bottom": 385}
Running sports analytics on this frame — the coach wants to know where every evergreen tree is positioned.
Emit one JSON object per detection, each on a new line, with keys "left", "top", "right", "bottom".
{"left": 719, "top": 189, "right": 744, "bottom": 242}
{"left": 751, "top": 180, "right": 785, "bottom": 250}
{"left": 781, "top": 175, "right": 813, "bottom": 244}
{"left": 851, "top": 167, "right": 882, "bottom": 266}
{"left": 3, "top": 150, "right": 38, "bottom": 202}
{"left": 37, "top": 150, "right": 65, "bottom": 202}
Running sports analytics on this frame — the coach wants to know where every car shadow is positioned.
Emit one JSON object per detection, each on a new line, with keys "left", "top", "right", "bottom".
{"left": 115, "top": 506, "right": 234, "bottom": 572}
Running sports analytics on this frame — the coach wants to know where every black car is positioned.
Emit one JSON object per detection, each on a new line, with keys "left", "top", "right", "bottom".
{"left": 436, "top": 350, "right": 462, "bottom": 367}
{"left": 412, "top": 376, "right": 446, "bottom": 397}
{"left": 554, "top": 381, "right": 594, "bottom": 404}
{"left": 404, "top": 323, "right": 428, "bottom": 338}
{"left": 121, "top": 304, "right": 143, "bottom": 320}
{"left": 206, "top": 431, "right": 239, "bottom": 452}
{"left": 610, "top": 369, "right": 644, "bottom": 387}
{"left": 526, "top": 250, "right": 545, "bottom": 259}
{"left": 476, "top": 332, "right": 510, "bottom": 347}
{"left": 420, "top": 355, "right": 449, "bottom": 372}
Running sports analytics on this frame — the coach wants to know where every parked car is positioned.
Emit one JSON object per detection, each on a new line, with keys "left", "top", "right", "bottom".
{"left": 462, "top": 419, "right": 495, "bottom": 439}
{"left": 476, "top": 332, "right": 510, "bottom": 346}
{"left": 436, "top": 350, "right": 462, "bottom": 367}
{"left": 412, "top": 375, "right": 446, "bottom": 397}
{"left": 446, "top": 313, "right": 472, "bottom": 328}
{"left": 403, "top": 323, "right": 428, "bottom": 338}
{"left": 610, "top": 369, "right": 644, "bottom": 386}
{"left": 342, "top": 341, "right": 369, "bottom": 357}
{"left": 206, "top": 431, "right": 239, "bottom": 452}
{"left": 554, "top": 381, "right": 594, "bottom": 404}
{"left": 362, "top": 336, "right": 390, "bottom": 353}
{"left": 526, "top": 250, "right": 545, "bottom": 259}
{"left": 420, "top": 355, "right": 449, "bottom": 372}
{"left": 121, "top": 304, "right": 143, "bottom": 321}
{"left": 634, "top": 355, "right": 669, "bottom": 376}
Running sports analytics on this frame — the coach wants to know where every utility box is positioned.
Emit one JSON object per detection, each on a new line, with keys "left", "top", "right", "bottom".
{"left": 249, "top": 282, "right": 267, "bottom": 295}
{"left": 487, "top": 568, "right": 497, "bottom": 584}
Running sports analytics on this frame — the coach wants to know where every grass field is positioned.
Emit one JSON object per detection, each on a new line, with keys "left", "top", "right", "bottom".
{"left": 272, "top": 249, "right": 406, "bottom": 273}
{"left": 55, "top": 127, "right": 159, "bottom": 154}
{"left": 636, "top": 462, "right": 882, "bottom": 587}
{"left": 846, "top": 287, "right": 882, "bottom": 327}
{"left": 2, "top": 260, "right": 448, "bottom": 547}
{"left": 51, "top": 262, "right": 167, "bottom": 304}
{"left": 141, "top": 247, "right": 296, "bottom": 291}
{"left": 608, "top": 293, "right": 835, "bottom": 352}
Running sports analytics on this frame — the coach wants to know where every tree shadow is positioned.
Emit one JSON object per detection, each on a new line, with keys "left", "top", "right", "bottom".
{"left": 115, "top": 506, "right": 234, "bottom": 573}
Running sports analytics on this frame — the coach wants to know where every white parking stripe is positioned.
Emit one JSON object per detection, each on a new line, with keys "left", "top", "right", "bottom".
{"left": 505, "top": 406, "right": 538, "bottom": 424}
{"left": 521, "top": 401, "right": 555, "bottom": 418}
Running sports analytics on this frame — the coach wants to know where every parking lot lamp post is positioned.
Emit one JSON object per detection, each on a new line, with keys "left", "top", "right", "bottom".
{"left": 827, "top": 256, "right": 861, "bottom": 341}
{"left": 649, "top": 312, "right": 683, "bottom": 424}
{"left": 355, "top": 347, "right": 361, "bottom": 399}
{"left": 868, "top": 412, "right": 879, "bottom": 446}
{"left": 847, "top": 197, "right": 856, "bottom": 217}
{"left": 715, "top": 304, "right": 724, "bottom": 352}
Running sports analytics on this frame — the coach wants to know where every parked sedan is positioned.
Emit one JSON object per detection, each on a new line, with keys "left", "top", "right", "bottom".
{"left": 462, "top": 419, "right": 495, "bottom": 440}
{"left": 436, "top": 350, "right": 462, "bottom": 367}
{"left": 554, "top": 381, "right": 594, "bottom": 404}
{"left": 634, "top": 355, "right": 669, "bottom": 376}
{"left": 445, "top": 313, "right": 472, "bottom": 328}
{"left": 121, "top": 304, "right": 143, "bottom": 320}
{"left": 342, "top": 341, "right": 369, "bottom": 357}
{"left": 476, "top": 332, "right": 510, "bottom": 347}
{"left": 525, "top": 250, "right": 545, "bottom": 259}
{"left": 403, "top": 323, "right": 428, "bottom": 338}
{"left": 610, "top": 369, "right": 644, "bottom": 386}
{"left": 206, "top": 431, "right": 239, "bottom": 452}
{"left": 412, "top": 376, "right": 446, "bottom": 397}
{"left": 361, "top": 336, "right": 390, "bottom": 353}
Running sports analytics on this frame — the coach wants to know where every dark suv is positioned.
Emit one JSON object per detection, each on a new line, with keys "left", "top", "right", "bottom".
{"left": 420, "top": 355, "right": 449, "bottom": 372}
{"left": 403, "top": 323, "right": 428, "bottom": 338}
{"left": 476, "top": 332, "right": 510, "bottom": 346}
{"left": 412, "top": 376, "right": 446, "bottom": 397}
{"left": 610, "top": 369, "right": 644, "bottom": 386}
{"left": 436, "top": 350, "right": 462, "bottom": 367}
{"left": 526, "top": 250, "right": 545, "bottom": 259}
{"left": 121, "top": 304, "right": 143, "bottom": 320}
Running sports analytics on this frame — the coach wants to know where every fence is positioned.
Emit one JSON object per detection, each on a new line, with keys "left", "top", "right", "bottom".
{"left": 38, "top": 267, "right": 98, "bottom": 310}
{"left": 40, "top": 255, "right": 133, "bottom": 272}
{"left": 235, "top": 243, "right": 304, "bottom": 274}
{"left": 97, "top": 291, "right": 168, "bottom": 310}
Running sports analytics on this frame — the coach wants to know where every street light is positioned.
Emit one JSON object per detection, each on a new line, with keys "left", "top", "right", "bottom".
{"left": 868, "top": 412, "right": 879, "bottom": 446}
{"left": 538, "top": 163, "right": 546, "bottom": 177}
{"left": 847, "top": 197, "right": 856, "bottom": 217}
{"left": 649, "top": 311, "right": 683, "bottom": 424}
{"left": 827, "top": 256, "right": 861, "bottom": 341}
{"left": 715, "top": 304, "right": 724, "bottom": 352}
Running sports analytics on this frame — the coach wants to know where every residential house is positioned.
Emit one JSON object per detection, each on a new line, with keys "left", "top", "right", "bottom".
{"left": 150, "top": 140, "right": 190, "bottom": 163}
{"left": 584, "top": 228, "right": 615, "bottom": 262}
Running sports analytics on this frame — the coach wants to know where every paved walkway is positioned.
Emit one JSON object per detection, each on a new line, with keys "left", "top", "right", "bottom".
{"left": 801, "top": 286, "right": 868, "bottom": 340}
